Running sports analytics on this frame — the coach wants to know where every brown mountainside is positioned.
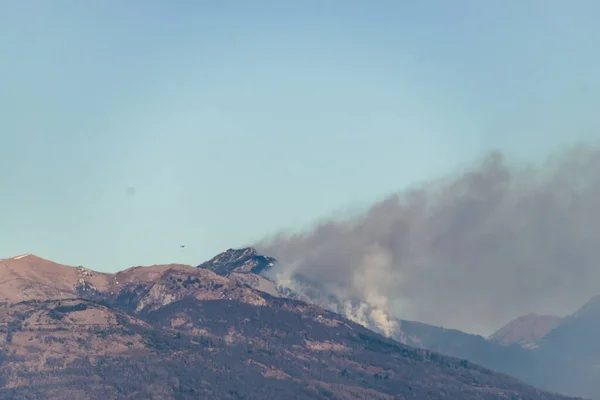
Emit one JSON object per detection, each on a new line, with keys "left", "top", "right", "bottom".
{"left": 0, "top": 253, "right": 582, "bottom": 400}
{"left": 0, "top": 254, "right": 111, "bottom": 302}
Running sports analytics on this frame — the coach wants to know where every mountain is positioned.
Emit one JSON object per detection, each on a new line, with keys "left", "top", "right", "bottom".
{"left": 393, "top": 319, "right": 537, "bottom": 377}
{"left": 530, "top": 296, "right": 600, "bottom": 398}
{"left": 0, "top": 253, "right": 579, "bottom": 400}
{"left": 488, "top": 313, "right": 563, "bottom": 348}
{"left": 397, "top": 296, "right": 600, "bottom": 399}
{"left": 198, "top": 249, "right": 600, "bottom": 399}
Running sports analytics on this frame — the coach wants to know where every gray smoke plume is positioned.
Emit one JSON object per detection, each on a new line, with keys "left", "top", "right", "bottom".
{"left": 256, "top": 144, "right": 600, "bottom": 336}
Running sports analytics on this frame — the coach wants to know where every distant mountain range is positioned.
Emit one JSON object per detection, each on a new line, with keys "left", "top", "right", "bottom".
{"left": 392, "top": 288, "right": 600, "bottom": 399}
{"left": 0, "top": 251, "right": 581, "bottom": 400}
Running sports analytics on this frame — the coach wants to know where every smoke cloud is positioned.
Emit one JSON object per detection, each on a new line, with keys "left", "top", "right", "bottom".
{"left": 256, "top": 144, "right": 600, "bottom": 336}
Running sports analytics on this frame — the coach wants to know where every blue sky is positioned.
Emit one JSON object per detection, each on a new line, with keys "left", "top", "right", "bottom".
{"left": 1, "top": 1, "right": 599, "bottom": 271}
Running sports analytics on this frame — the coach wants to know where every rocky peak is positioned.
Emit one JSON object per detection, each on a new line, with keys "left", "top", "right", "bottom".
{"left": 488, "top": 313, "right": 562, "bottom": 347}
{"left": 196, "top": 247, "right": 276, "bottom": 277}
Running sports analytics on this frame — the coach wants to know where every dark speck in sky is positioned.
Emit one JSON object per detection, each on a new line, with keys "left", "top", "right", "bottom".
{"left": 125, "top": 186, "right": 137, "bottom": 197}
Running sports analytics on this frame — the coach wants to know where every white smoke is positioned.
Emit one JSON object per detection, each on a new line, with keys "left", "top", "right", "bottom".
{"left": 264, "top": 245, "right": 400, "bottom": 337}
{"left": 351, "top": 244, "right": 398, "bottom": 336}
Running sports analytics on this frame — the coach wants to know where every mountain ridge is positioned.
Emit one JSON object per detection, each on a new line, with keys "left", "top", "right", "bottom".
{"left": 0, "top": 251, "right": 581, "bottom": 400}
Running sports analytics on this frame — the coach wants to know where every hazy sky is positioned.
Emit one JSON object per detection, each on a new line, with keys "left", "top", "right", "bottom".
{"left": 1, "top": 1, "right": 599, "bottom": 272}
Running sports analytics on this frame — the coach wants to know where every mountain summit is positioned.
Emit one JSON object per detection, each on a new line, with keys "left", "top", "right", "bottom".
{"left": 197, "top": 247, "right": 276, "bottom": 277}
